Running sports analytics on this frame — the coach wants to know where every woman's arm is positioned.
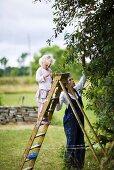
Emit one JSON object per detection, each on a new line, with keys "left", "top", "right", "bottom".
{"left": 75, "top": 74, "right": 86, "bottom": 90}
{"left": 56, "top": 92, "right": 65, "bottom": 111}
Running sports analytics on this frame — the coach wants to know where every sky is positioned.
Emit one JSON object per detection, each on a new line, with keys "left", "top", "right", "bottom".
{"left": 0, "top": 0, "right": 66, "bottom": 67}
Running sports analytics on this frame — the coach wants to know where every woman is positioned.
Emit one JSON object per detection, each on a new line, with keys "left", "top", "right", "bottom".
{"left": 57, "top": 74, "right": 86, "bottom": 169}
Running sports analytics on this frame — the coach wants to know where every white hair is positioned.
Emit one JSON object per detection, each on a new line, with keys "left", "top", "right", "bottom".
{"left": 39, "top": 54, "right": 56, "bottom": 66}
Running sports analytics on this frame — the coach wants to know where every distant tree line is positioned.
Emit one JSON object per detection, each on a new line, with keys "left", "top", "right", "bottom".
{"left": 0, "top": 46, "right": 82, "bottom": 79}
{"left": 0, "top": 53, "right": 30, "bottom": 77}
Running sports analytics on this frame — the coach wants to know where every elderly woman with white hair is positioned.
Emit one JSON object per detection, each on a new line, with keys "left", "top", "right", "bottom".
{"left": 36, "top": 54, "right": 56, "bottom": 124}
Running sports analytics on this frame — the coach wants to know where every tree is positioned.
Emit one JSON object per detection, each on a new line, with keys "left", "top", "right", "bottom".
{"left": 0, "top": 57, "right": 8, "bottom": 75}
{"left": 17, "top": 53, "right": 29, "bottom": 76}
{"left": 17, "top": 53, "right": 28, "bottom": 68}
{"left": 0, "top": 57, "right": 8, "bottom": 69}
{"left": 31, "top": 45, "right": 82, "bottom": 79}
{"left": 31, "top": 45, "right": 68, "bottom": 74}
{"left": 35, "top": 0, "right": 114, "bottom": 138}
{"left": 52, "top": 0, "right": 114, "bottom": 138}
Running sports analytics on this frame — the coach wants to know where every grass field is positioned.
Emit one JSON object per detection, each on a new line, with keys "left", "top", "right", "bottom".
{"left": 1, "top": 92, "right": 37, "bottom": 106}
{"left": 0, "top": 124, "right": 102, "bottom": 170}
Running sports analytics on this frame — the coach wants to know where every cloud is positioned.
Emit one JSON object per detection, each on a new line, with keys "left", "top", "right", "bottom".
{"left": 0, "top": 0, "right": 65, "bottom": 67}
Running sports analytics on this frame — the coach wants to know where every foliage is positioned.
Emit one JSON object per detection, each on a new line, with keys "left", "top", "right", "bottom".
{"left": 0, "top": 46, "right": 82, "bottom": 79}
{"left": 0, "top": 67, "right": 30, "bottom": 77}
{"left": 86, "top": 68, "right": 114, "bottom": 138}
{"left": 31, "top": 45, "right": 82, "bottom": 79}
{"left": 0, "top": 57, "right": 8, "bottom": 76}
{"left": 0, "top": 68, "right": 4, "bottom": 76}
{"left": 17, "top": 53, "right": 29, "bottom": 67}
{"left": 0, "top": 52, "right": 30, "bottom": 77}
{"left": 49, "top": 0, "right": 114, "bottom": 138}
{"left": 17, "top": 53, "right": 29, "bottom": 76}
{"left": 0, "top": 57, "right": 8, "bottom": 69}
{"left": 31, "top": 45, "right": 67, "bottom": 74}
{"left": 34, "top": 0, "right": 114, "bottom": 139}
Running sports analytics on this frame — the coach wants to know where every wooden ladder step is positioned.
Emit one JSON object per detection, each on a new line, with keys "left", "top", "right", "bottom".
{"left": 51, "top": 97, "right": 59, "bottom": 101}
{"left": 23, "top": 167, "right": 33, "bottom": 170}
{"left": 48, "top": 109, "right": 54, "bottom": 112}
{"left": 25, "top": 156, "right": 37, "bottom": 162}
{"left": 45, "top": 109, "right": 54, "bottom": 113}
{"left": 35, "top": 133, "right": 45, "bottom": 138}
{"left": 30, "top": 144, "right": 41, "bottom": 150}
{"left": 25, "top": 158, "right": 30, "bottom": 162}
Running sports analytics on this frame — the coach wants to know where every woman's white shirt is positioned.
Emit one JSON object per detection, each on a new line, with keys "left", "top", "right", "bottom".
{"left": 56, "top": 74, "right": 86, "bottom": 111}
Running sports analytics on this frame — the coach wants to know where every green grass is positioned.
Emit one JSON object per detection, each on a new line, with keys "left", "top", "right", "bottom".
{"left": 0, "top": 125, "right": 65, "bottom": 170}
{"left": 1, "top": 92, "right": 37, "bottom": 106}
{"left": 0, "top": 76, "right": 35, "bottom": 85}
{"left": 0, "top": 125, "right": 102, "bottom": 170}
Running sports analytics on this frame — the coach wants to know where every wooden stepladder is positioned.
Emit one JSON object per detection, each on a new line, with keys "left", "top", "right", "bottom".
{"left": 19, "top": 73, "right": 69, "bottom": 170}
{"left": 19, "top": 73, "right": 108, "bottom": 170}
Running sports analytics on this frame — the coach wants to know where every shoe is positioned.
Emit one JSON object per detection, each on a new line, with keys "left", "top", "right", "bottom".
{"left": 27, "top": 152, "right": 38, "bottom": 159}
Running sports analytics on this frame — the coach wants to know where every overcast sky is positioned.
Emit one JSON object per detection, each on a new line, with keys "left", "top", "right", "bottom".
{"left": 0, "top": 0, "right": 66, "bottom": 67}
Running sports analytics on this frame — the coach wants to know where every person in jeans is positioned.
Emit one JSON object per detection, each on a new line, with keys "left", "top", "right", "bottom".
{"left": 56, "top": 73, "right": 86, "bottom": 169}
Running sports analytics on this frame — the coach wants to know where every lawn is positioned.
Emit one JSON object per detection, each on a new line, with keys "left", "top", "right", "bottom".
{"left": 0, "top": 124, "right": 101, "bottom": 170}
{"left": 1, "top": 92, "right": 38, "bottom": 106}
{"left": 0, "top": 125, "right": 65, "bottom": 170}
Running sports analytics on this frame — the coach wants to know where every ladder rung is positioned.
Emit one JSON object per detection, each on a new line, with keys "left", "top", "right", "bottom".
{"left": 40, "top": 121, "right": 50, "bottom": 126}
{"left": 30, "top": 144, "right": 41, "bottom": 150}
{"left": 45, "top": 109, "right": 54, "bottom": 113}
{"left": 25, "top": 158, "right": 30, "bottom": 162}
{"left": 23, "top": 167, "right": 33, "bottom": 170}
{"left": 35, "top": 133, "right": 45, "bottom": 138}
{"left": 48, "top": 109, "right": 54, "bottom": 112}
{"left": 51, "top": 97, "right": 59, "bottom": 101}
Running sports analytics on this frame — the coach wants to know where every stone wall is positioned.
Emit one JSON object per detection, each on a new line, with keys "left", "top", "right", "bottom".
{"left": 0, "top": 106, "right": 38, "bottom": 124}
